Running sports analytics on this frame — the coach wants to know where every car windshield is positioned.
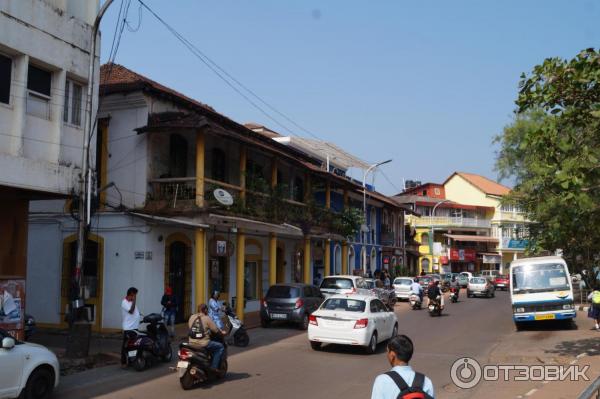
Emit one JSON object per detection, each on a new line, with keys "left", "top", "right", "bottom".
{"left": 321, "top": 298, "right": 366, "bottom": 312}
{"left": 364, "top": 280, "right": 375, "bottom": 289}
{"left": 420, "top": 277, "right": 431, "bottom": 283}
{"left": 394, "top": 278, "right": 412, "bottom": 286}
{"left": 266, "top": 285, "right": 301, "bottom": 298}
{"left": 512, "top": 263, "right": 570, "bottom": 293}
{"left": 320, "top": 278, "right": 353, "bottom": 289}
{"left": 471, "top": 278, "right": 486, "bottom": 284}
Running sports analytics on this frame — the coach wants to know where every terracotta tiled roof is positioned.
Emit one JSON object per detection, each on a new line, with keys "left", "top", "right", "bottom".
{"left": 99, "top": 63, "right": 215, "bottom": 112}
{"left": 447, "top": 172, "right": 511, "bottom": 196}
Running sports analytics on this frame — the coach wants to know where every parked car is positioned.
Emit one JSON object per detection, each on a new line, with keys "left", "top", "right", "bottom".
{"left": 319, "top": 275, "right": 369, "bottom": 298}
{"left": 0, "top": 328, "right": 59, "bottom": 399}
{"left": 417, "top": 276, "right": 432, "bottom": 289}
{"left": 458, "top": 273, "right": 471, "bottom": 288}
{"left": 364, "top": 279, "right": 396, "bottom": 306}
{"left": 307, "top": 294, "right": 398, "bottom": 354}
{"left": 467, "top": 277, "right": 496, "bottom": 298}
{"left": 260, "top": 284, "right": 324, "bottom": 330}
{"left": 480, "top": 270, "right": 500, "bottom": 282}
{"left": 392, "top": 277, "right": 414, "bottom": 300}
{"left": 494, "top": 275, "right": 510, "bottom": 291}
{"left": 426, "top": 274, "right": 442, "bottom": 283}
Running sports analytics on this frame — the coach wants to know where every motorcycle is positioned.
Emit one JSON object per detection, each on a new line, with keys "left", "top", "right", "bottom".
{"left": 449, "top": 287, "right": 459, "bottom": 303}
{"left": 409, "top": 293, "right": 422, "bottom": 310}
{"left": 177, "top": 339, "right": 228, "bottom": 390}
{"left": 223, "top": 303, "right": 249, "bottom": 347}
{"left": 428, "top": 298, "right": 442, "bottom": 317}
{"left": 125, "top": 313, "right": 172, "bottom": 371}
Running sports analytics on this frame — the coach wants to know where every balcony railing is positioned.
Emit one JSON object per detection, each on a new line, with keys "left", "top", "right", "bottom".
{"left": 407, "top": 215, "right": 491, "bottom": 228}
{"left": 149, "top": 177, "right": 196, "bottom": 204}
{"left": 494, "top": 211, "right": 527, "bottom": 222}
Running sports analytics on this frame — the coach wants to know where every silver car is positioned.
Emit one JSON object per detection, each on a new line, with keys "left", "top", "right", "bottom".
{"left": 467, "top": 277, "right": 495, "bottom": 298}
{"left": 393, "top": 277, "right": 414, "bottom": 300}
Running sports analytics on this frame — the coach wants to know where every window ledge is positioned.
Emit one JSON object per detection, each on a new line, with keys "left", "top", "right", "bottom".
{"left": 0, "top": 101, "right": 13, "bottom": 111}
{"left": 64, "top": 122, "right": 83, "bottom": 130}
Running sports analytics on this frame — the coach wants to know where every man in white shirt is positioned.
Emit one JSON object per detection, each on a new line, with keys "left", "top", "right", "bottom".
{"left": 371, "top": 335, "right": 435, "bottom": 398}
{"left": 121, "top": 287, "right": 141, "bottom": 367}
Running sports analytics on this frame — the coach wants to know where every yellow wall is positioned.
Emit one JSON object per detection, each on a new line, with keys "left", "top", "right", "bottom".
{"left": 444, "top": 174, "right": 499, "bottom": 209}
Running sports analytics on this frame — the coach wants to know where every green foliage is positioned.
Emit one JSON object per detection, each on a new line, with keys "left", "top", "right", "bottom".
{"left": 495, "top": 48, "right": 600, "bottom": 288}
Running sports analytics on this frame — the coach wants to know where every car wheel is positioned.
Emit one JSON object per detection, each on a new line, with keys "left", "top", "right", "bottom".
{"left": 391, "top": 323, "right": 398, "bottom": 338}
{"left": 23, "top": 367, "right": 54, "bottom": 399}
{"left": 260, "top": 318, "right": 270, "bottom": 328}
{"left": 515, "top": 322, "right": 524, "bottom": 331}
{"left": 310, "top": 341, "right": 322, "bottom": 351}
{"left": 366, "top": 332, "right": 378, "bottom": 354}
{"left": 299, "top": 314, "right": 309, "bottom": 330}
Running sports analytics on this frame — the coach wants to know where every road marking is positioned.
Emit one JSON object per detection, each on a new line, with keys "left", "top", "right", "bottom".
{"left": 576, "top": 353, "right": 587, "bottom": 359}
{"left": 525, "top": 388, "right": 538, "bottom": 396}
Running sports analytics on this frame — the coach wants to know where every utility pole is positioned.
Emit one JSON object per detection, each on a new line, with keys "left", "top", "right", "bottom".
{"left": 69, "top": 0, "right": 115, "bottom": 357}
{"left": 362, "top": 159, "right": 392, "bottom": 274}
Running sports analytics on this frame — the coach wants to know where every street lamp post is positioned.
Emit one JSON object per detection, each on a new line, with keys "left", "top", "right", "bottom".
{"left": 429, "top": 199, "right": 451, "bottom": 273}
{"left": 362, "top": 159, "right": 392, "bottom": 274}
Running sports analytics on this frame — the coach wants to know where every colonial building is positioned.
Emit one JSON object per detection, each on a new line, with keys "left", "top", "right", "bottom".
{"left": 27, "top": 64, "right": 404, "bottom": 331}
{"left": 1, "top": 0, "right": 99, "bottom": 338}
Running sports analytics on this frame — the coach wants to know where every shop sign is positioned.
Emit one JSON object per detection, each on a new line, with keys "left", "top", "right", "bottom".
{"left": 209, "top": 239, "right": 234, "bottom": 257}
{"left": 440, "top": 256, "right": 449, "bottom": 265}
{"left": 0, "top": 279, "right": 25, "bottom": 340}
{"left": 383, "top": 256, "right": 390, "bottom": 265}
{"left": 483, "top": 254, "right": 501, "bottom": 264}
{"left": 449, "top": 248, "right": 476, "bottom": 262}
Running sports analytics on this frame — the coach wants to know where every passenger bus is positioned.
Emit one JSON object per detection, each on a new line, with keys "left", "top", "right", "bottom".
{"left": 510, "top": 256, "right": 575, "bottom": 329}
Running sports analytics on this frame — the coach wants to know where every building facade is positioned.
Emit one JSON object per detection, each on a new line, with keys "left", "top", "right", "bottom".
{"left": 26, "top": 64, "right": 404, "bottom": 331}
{"left": 0, "top": 0, "right": 99, "bottom": 338}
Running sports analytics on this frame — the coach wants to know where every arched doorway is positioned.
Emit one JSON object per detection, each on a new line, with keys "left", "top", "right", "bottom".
{"left": 360, "top": 247, "right": 367, "bottom": 274}
{"left": 334, "top": 245, "right": 342, "bottom": 275}
{"left": 371, "top": 247, "right": 377, "bottom": 272}
{"left": 294, "top": 248, "right": 304, "bottom": 283}
{"left": 61, "top": 234, "right": 104, "bottom": 331}
{"left": 348, "top": 246, "right": 355, "bottom": 274}
{"left": 276, "top": 246, "right": 285, "bottom": 283}
{"left": 165, "top": 234, "right": 192, "bottom": 323}
{"left": 421, "top": 258, "right": 430, "bottom": 274}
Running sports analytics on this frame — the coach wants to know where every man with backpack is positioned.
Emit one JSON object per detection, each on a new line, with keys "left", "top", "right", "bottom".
{"left": 587, "top": 288, "right": 600, "bottom": 330}
{"left": 371, "top": 334, "right": 435, "bottom": 398}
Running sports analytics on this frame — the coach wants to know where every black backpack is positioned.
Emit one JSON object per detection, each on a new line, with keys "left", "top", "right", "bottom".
{"left": 188, "top": 315, "right": 205, "bottom": 339}
{"left": 385, "top": 371, "right": 434, "bottom": 399}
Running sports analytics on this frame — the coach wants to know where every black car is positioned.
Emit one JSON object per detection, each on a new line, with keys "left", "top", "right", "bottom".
{"left": 260, "top": 284, "right": 324, "bottom": 330}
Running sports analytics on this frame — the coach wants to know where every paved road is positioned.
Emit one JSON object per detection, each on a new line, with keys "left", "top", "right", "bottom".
{"left": 56, "top": 290, "right": 516, "bottom": 399}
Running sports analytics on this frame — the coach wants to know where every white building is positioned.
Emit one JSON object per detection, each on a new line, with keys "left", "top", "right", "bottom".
{"left": 0, "top": 0, "right": 99, "bottom": 338}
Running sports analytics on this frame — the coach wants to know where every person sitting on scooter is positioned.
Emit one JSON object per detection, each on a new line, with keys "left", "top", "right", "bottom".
{"left": 450, "top": 276, "right": 460, "bottom": 299}
{"left": 410, "top": 278, "right": 423, "bottom": 302}
{"left": 209, "top": 291, "right": 226, "bottom": 331}
{"left": 427, "top": 281, "right": 444, "bottom": 309}
{"left": 188, "top": 304, "right": 228, "bottom": 372}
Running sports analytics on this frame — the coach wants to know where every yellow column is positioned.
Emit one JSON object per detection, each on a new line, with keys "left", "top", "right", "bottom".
{"left": 325, "top": 181, "right": 331, "bottom": 209}
{"left": 239, "top": 146, "right": 247, "bottom": 203}
{"left": 195, "top": 131, "right": 205, "bottom": 207}
{"left": 324, "top": 239, "right": 331, "bottom": 277}
{"left": 194, "top": 228, "right": 206, "bottom": 309}
{"left": 303, "top": 236, "right": 311, "bottom": 284}
{"left": 236, "top": 230, "right": 246, "bottom": 322}
{"left": 269, "top": 233, "right": 277, "bottom": 286}
{"left": 341, "top": 241, "right": 349, "bottom": 275}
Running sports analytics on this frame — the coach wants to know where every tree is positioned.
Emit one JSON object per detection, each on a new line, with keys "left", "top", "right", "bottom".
{"left": 495, "top": 48, "right": 600, "bottom": 289}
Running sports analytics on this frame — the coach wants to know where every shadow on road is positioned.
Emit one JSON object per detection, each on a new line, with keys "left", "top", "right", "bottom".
{"left": 315, "top": 342, "right": 388, "bottom": 356}
{"left": 545, "top": 337, "right": 600, "bottom": 357}
{"left": 515, "top": 320, "right": 578, "bottom": 332}
{"left": 182, "top": 372, "right": 252, "bottom": 391}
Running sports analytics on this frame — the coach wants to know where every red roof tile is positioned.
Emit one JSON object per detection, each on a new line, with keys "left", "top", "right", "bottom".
{"left": 446, "top": 172, "right": 511, "bottom": 196}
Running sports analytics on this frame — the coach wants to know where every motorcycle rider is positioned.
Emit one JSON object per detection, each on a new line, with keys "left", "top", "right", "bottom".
{"left": 188, "top": 304, "right": 228, "bottom": 372}
{"left": 208, "top": 290, "right": 226, "bottom": 331}
{"left": 450, "top": 276, "right": 460, "bottom": 300}
{"left": 410, "top": 278, "right": 423, "bottom": 303}
{"left": 427, "top": 280, "right": 444, "bottom": 309}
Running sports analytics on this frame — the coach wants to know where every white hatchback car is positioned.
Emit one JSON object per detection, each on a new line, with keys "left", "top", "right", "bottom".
{"left": 0, "top": 329, "right": 59, "bottom": 399}
{"left": 308, "top": 294, "right": 398, "bottom": 354}
{"left": 392, "top": 277, "right": 414, "bottom": 300}
{"left": 319, "top": 275, "right": 370, "bottom": 298}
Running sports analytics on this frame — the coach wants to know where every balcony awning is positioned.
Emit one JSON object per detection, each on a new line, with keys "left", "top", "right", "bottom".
{"left": 444, "top": 234, "right": 499, "bottom": 243}
{"left": 208, "top": 214, "right": 304, "bottom": 238}
{"left": 130, "top": 212, "right": 209, "bottom": 228}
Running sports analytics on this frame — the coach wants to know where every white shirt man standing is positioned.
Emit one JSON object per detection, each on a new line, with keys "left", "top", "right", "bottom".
{"left": 120, "top": 287, "right": 141, "bottom": 367}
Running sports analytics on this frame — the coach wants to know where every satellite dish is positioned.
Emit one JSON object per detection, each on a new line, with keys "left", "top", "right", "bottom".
{"left": 213, "top": 188, "right": 234, "bottom": 206}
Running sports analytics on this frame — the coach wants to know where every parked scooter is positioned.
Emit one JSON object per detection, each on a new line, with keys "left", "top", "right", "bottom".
{"left": 428, "top": 298, "right": 443, "bottom": 317}
{"left": 449, "top": 287, "right": 459, "bottom": 303}
{"left": 223, "top": 303, "right": 249, "bottom": 347}
{"left": 409, "top": 293, "right": 422, "bottom": 310}
{"left": 125, "top": 313, "right": 172, "bottom": 371}
{"left": 177, "top": 339, "right": 228, "bottom": 390}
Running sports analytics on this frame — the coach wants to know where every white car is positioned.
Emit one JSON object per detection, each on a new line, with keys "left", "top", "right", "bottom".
{"left": 319, "top": 275, "right": 370, "bottom": 298}
{"left": 392, "top": 277, "right": 414, "bottom": 300}
{"left": 307, "top": 294, "right": 398, "bottom": 354}
{"left": 467, "top": 277, "right": 495, "bottom": 298}
{"left": 0, "top": 329, "right": 59, "bottom": 399}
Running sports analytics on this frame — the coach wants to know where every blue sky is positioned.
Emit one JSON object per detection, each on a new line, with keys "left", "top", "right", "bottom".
{"left": 99, "top": 0, "right": 600, "bottom": 195}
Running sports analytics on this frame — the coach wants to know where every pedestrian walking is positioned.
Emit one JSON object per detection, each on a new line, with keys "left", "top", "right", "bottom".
{"left": 371, "top": 335, "right": 435, "bottom": 399}
{"left": 120, "top": 287, "right": 141, "bottom": 368}
{"left": 587, "top": 288, "right": 600, "bottom": 330}
{"left": 161, "top": 286, "right": 178, "bottom": 337}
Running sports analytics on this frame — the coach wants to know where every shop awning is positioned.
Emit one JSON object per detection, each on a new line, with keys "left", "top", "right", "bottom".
{"left": 130, "top": 212, "right": 210, "bottom": 228}
{"left": 208, "top": 214, "right": 304, "bottom": 237}
{"left": 444, "top": 234, "right": 499, "bottom": 243}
